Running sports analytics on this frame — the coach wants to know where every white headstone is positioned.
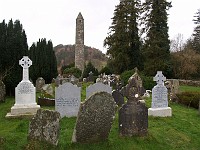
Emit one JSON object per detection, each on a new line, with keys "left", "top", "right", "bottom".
{"left": 86, "top": 82, "right": 112, "bottom": 99}
{"left": 55, "top": 82, "right": 81, "bottom": 118}
{"left": 148, "top": 71, "right": 172, "bottom": 117}
{"left": 6, "top": 56, "right": 40, "bottom": 118}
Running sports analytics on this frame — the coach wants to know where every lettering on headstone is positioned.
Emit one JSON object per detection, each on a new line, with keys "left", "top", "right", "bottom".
{"left": 17, "top": 82, "right": 34, "bottom": 94}
{"left": 56, "top": 97, "right": 79, "bottom": 107}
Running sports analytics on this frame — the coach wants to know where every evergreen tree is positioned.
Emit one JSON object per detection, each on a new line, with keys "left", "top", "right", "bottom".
{"left": 192, "top": 9, "right": 200, "bottom": 52}
{"left": 141, "top": 0, "right": 172, "bottom": 77}
{"left": 29, "top": 39, "right": 58, "bottom": 83}
{"left": 104, "top": 0, "right": 142, "bottom": 74}
{"left": 3, "top": 20, "right": 28, "bottom": 95}
{"left": 82, "top": 62, "right": 98, "bottom": 78}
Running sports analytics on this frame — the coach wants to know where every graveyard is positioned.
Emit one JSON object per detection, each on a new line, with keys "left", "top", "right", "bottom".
{"left": 0, "top": 82, "right": 199, "bottom": 149}
{"left": 0, "top": 1, "right": 200, "bottom": 150}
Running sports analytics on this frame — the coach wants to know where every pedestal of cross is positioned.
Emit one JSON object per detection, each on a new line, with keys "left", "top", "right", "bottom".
{"left": 19, "top": 56, "right": 32, "bottom": 81}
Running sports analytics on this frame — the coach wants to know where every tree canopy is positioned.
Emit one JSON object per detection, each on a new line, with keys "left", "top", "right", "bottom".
{"left": 29, "top": 38, "right": 58, "bottom": 83}
{"left": 104, "top": 0, "right": 142, "bottom": 74}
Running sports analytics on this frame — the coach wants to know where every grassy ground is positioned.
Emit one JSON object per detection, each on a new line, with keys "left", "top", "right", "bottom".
{"left": 0, "top": 86, "right": 200, "bottom": 150}
{"left": 179, "top": 85, "right": 200, "bottom": 92}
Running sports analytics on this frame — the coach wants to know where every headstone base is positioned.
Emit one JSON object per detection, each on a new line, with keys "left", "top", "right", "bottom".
{"left": 6, "top": 104, "right": 40, "bottom": 118}
{"left": 148, "top": 107, "right": 172, "bottom": 117}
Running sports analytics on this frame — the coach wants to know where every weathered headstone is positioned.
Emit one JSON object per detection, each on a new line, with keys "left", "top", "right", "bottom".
{"left": 88, "top": 71, "right": 94, "bottom": 82}
{"left": 148, "top": 71, "right": 172, "bottom": 117}
{"left": 6, "top": 56, "right": 40, "bottom": 118}
{"left": 36, "top": 77, "right": 45, "bottom": 92}
{"left": 119, "top": 72, "right": 148, "bottom": 137}
{"left": 112, "top": 90, "right": 124, "bottom": 107}
{"left": 72, "top": 92, "right": 116, "bottom": 143}
{"left": 119, "top": 100, "right": 148, "bottom": 136}
{"left": 0, "top": 81, "right": 6, "bottom": 103}
{"left": 28, "top": 109, "right": 61, "bottom": 146}
{"left": 86, "top": 82, "right": 112, "bottom": 99}
{"left": 120, "top": 68, "right": 146, "bottom": 98}
{"left": 55, "top": 82, "right": 81, "bottom": 118}
{"left": 41, "top": 84, "right": 54, "bottom": 98}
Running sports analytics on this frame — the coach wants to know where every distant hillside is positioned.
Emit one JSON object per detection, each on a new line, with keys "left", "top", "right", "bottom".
{"left": 54, "top": 44, "right": 108, "bottom": 72}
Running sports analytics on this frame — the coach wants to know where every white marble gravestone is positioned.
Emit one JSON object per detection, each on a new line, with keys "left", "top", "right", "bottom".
{"left": 55, "top": 82, "right": 81, "bottom": 118}
{"left": 6, "top": 56, "right": 40, "bottom": 118}
{"left": 148, "top": 71, "right": 172, "bottom": 117}
{"left": 86, "top": 82, "right": 112, "bottom": 99}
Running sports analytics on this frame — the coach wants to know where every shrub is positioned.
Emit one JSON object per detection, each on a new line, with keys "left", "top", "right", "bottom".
{"left": 176, "top": 92, "right": 200, "bottom": 109}
{"left": 120, "top": 70, "right": 155, "bottom": 90}
{"left": 63, "top": 67, "right": 82, "bottom": 78}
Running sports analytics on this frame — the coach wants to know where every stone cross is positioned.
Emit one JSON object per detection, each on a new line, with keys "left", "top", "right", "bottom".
{"left": 19, "top": 56, "right": 32, "bottom": 81}
{"left": 153, "top": 71, "right": 166, "bottom": 85}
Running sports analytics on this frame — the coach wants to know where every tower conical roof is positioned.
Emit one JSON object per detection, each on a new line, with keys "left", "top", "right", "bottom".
{"left": 77, "top": 12, "right": 83, "bottom": 19}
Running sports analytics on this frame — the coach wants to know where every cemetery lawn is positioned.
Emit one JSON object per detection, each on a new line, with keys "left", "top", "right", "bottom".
{"left": 180, "top": 85, "right": 200, "bottom": 92}
{"left": 0, "top": 88, "right": 199, "bottom": 149}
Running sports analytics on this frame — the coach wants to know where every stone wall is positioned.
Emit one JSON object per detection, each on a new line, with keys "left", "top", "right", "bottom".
{"left": 178, "top": 79, "right": 200, "bottom": 87}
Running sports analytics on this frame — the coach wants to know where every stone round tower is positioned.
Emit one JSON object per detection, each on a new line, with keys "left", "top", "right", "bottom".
{"left": 75, "top": 12, "right": 85, "bottom": 72}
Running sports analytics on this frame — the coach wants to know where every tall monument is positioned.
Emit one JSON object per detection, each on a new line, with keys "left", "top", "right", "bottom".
{"left": 75, "top": 12, "right": 85, "bottom": 72}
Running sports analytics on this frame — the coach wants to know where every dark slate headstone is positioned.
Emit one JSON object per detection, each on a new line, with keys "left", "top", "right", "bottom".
{"left": 88, "top": 71, "right": 94, "bottom": 82}
{"left": 119, "top": 69, "right": 148, "bottom": 137}
{"left": 0, "top": 81, "right": 6, "bottom": 103}
{"left": 119, "top": 100, "right": 148, "bottom": 136}
{"left": 28, "top": 109, "right": 61, "bottom": 145}
{"left": 72, "top": 92, "right": 116, "bottom": 143}
{"left": 199, "top": 100, "right": 200, "bottom": 115}
{"left": 112, "top": 90, "right": 124, "bottom": 107}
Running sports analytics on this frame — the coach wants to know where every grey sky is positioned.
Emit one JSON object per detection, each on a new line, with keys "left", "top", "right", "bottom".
{"left": 0, "top": 0, "right": 199, "bottom": 53}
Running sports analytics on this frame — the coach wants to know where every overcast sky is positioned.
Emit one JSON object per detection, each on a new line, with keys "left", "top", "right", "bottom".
{"left": 0, "top": 0, "right": 199, "bottom": 53}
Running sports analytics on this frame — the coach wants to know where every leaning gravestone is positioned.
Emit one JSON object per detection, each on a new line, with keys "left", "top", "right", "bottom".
{"left": 119, "top": 72, "right": 148, "bottom": 137}
{"left": 28, "top": 109, "right": 61, "bottom": 146}
{"left": 0, "top": 81, "right": 6, "bottom": 103}
{"left": 86, "top": 82, "right": 112, "bottom": 99}
{"left": 55, "top": 82, "right": 81, "bottom": 118}
{"left": 36, "top": 77, "right": 45, "bottom": 92}
{"left": 6, "top": 56, "right": 40, "bottom": 118}
{"left": 72, "top": 92, "right": 116, "bottom": 143}
{"left": 148, "top": 71, "right": 172, "bottom": 117}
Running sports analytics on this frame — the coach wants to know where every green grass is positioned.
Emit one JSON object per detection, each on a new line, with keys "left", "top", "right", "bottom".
{"left": 0, "top": 85, "right": 200, "bottom": 150}
{"left": 180, "top": 85, "right": 200, "bottom": 92}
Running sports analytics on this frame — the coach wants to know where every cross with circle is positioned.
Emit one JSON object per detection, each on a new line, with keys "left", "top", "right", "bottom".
{"left": 19, "top": 56, "right": 32, "bottom": 81}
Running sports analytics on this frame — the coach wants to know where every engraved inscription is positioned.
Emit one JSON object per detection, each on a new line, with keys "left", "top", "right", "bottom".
{"left": 152, "top": 85, "right": 168, "bottom": 108}
{"left": 56, "top": 97, "right": 79, "bottom": 107}
{"left": 18, "top": 82, "right": 34, "bottom": 94}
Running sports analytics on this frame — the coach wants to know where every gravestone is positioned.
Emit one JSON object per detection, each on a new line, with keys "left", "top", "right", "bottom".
{"left": 36, "top": 77, "right": 45, "bottom": 92}
{"left": 148, "top": 71, "right": 172, "bottom": 117}
{"left": 120, "top": 68, "right": 145, "bottom": 98}
{"left": 0, "top": 81, "right": 6, "bottom": 103}
{"left": 55, "top": 82, "right": 81, "bottom": 118}
{"left": 6, "top": 56, "right": 40, "bottom": 118}
{"left": 28, "top": 109, "right": 61, "bottom": 146}
{"left": 199, "top": 100, "right": 200, "bottom": 115}
{"left": 41, "top": 84, "right": 54, "bottom": 98}
{"left": 72, "top": 92, "right": 116, "bottom": 143}
{"left": 88, "top": 71, "right": 94, "bottom": 82}
{"left": 112, "top": 90, "right": 124, "bottom": 107}
{"left": 119, "top": 72, "right": 148, "bottom": 137}
{"left": 86, "top": 82, "right": 112, "bottom": 99}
